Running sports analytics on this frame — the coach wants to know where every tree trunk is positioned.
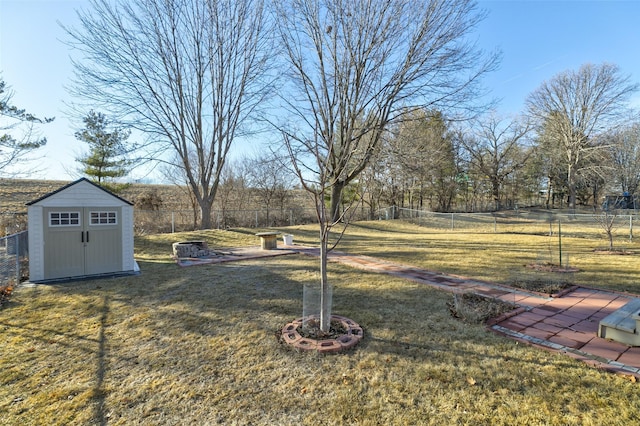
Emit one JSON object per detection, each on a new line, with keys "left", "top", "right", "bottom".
{"left": 492, "top": 178, "right": 501, "bottom": 211}
{"left": 319, "top": 232, "right": 331, "bottom": 332}
{"left": 199, "top": 200, "right": 213, "bottom": 229}
{"left": 568, "top": 164, "right": 577, "bottom": 210}
{"left": 330, "top": 181, "right": 345, "bottom": 223}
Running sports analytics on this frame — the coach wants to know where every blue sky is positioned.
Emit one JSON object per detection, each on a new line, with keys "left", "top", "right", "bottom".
{"left": 1, "top": 0, "right": 640, "bottom": 181}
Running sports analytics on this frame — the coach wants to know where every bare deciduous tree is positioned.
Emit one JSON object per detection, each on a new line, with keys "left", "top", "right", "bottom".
{"left": 596, "top": 198, "right": 624, "bottom": 252}
{"left": 387, "top": 109, "right": 458, "bottom": 212}
{"left": 0, "top": 78, "right": 53, "bottom": 176}
{"left": 65, "top": 0, "right": 273, "bottom": 228}
{"left": 461, "top": 114, "right": 532, "bottom": 210}
{"left": 244, "top": 151, "right": 296, "bottom": 226}
{"left": 607, "top": 122, "right": 640, "bottom": 196}
{"left": 216, "top": 160, "right": 250, "bottom": 228}
{"left": 275, "top": 0, "right": 498, "bottom": 331}
{"left": 526, "top": 63, "right": 639, "bottom": 210}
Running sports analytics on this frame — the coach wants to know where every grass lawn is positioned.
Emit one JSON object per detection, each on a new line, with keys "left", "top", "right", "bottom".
{"left": 1, "top": 221, "right": 640, "bottom": 424}
{"left": 284, "top": 220, "right": 640, "bottom": 294}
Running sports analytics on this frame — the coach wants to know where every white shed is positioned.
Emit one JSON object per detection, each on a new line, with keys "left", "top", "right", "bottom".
{"left": 27, "top": 178, "right": 137, "bottom": 283}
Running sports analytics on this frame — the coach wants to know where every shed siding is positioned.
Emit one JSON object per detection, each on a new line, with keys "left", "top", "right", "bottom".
{"left": 27, "top": 206, "right": 45, "bottom": 282}
{"left": 121, "top": 205, "right": 135, "bottom": 271}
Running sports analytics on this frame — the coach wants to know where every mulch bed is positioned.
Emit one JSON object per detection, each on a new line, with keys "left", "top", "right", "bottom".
{"left": 297, "top": 318, "right": 348, "bottom": 340}
{"left": 510, "top": 275, "right": 574, "bottom": 295}
{"left": 448, "top": 293, "right": 516, "bottom": 324}
{"left": 0, "top": 284, "right": 14, "bottom": 308}
{"left": 525, "top": 262, "right": 579, "bottom": 273}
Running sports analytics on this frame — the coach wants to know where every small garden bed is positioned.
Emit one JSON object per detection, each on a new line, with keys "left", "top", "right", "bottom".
{"left": 297, "top": 317, "right": 348, "bottom": 340}
{"left": 526, "top": 262, "right": 579, "bottom": 273}
{"left": 448, "top": 293, "right": 516, "bottom": 324}
{"left": 510, "top": 273, "right": 575, "bottom": 295}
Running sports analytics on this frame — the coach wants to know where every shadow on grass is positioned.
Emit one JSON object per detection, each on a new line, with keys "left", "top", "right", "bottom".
{"left": 95, "top": 296, "right": 109, "bottom": 426}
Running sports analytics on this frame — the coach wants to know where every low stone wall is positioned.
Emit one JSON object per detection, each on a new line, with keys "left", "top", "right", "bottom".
{"left": 172, "top": 241, "right": 209, "bottom": 258}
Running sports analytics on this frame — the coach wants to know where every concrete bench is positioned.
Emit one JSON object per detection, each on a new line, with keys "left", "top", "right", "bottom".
{"left": 598, "top": 298, "right": 640, "bottom": 346}
{"left": 255, "top": 232, "right": 279, "bottom": 250}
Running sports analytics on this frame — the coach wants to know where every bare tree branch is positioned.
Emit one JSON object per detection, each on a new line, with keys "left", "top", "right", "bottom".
{"left": 64, "top": 0, "right": 274, "bottom": 228}
{"left": 526, "top": 63, "right": 639, "bottom": 209}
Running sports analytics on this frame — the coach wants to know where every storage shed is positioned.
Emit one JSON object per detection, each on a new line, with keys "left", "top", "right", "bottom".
{"left": 27, "top": 178, "right": 137, "bottom": 283}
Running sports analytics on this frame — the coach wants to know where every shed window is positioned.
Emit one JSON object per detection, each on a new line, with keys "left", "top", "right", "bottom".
{"left": 49, "top": 212, "right": 80, "bottom": 226}
{"left": 90, "top": 211, "right": 117, "bottom": 225}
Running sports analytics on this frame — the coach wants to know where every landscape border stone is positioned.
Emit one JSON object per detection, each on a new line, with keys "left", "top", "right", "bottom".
{"left": 280, "top": 314, "right": 363, "bottom": 353}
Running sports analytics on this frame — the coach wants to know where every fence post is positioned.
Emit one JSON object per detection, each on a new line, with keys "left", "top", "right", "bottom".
{"left": 630, "top": 214, "right": 633, "bottom": 241}
{"left": 451, "top": 213, "right": 454, "bottom": 231}
{"left": 171, "top": 212, "right": 175, "bottom": 233}
{"left": 558, "top": 220, "right": 563, "bottom": 267}
{"left": 15, "top": 234, "right": 20, "bottom": 286}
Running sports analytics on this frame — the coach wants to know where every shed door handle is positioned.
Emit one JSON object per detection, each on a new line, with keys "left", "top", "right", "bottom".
{"left": 86, "top": 231, "right": 89, "bottom": 243}
{"left": 81, "top": 231, "right": 84, "bottom": 243}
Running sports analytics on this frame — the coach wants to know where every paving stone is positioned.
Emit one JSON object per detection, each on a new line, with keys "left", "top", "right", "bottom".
{"left": 495, "top": 319, "right": 528, "bottom": 332}
{"left": 555, "top": 328, "right": 593, "bottom": 345}
{"left": 518, "top": 296, "right": 551, "bottom": 307}
{"left": 617, "top": 346, "right": 640, "bottom": 366}
{"left": 570, "top": 319, "right": 599, "bottom": 334}
{"left": 545, "top": 314, "right": 580, "bottom": 328}
{"left": 562, "top": 307, "right": 601, "bottom": 321}
{"left": 509, "top": 311, "right": 548, "bottom": 327}
{"left": 548, "top": 334, "right": 584, "bottom": 349}
{"left": 532, "top": 305, "right": 563, "bottom": 314}
{"left": 532, "top": 321, "right": 564, "bottom": 334}
{"left": 521, "top": 326, "right": 553, "bottom": 340}
{"left": 580, "top": 339, "right": 630, "bottom": 362}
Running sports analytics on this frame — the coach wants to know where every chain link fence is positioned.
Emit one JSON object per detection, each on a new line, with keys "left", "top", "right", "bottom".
{"left": 0, "top": 231, "right": 28, "bottom": 292}
{"left": 133, "top": 206, "right": 379, "bottom": 234}
{"left": 385, "top": 206, "right": 639, "bottom": 241}
{"left": 1, "top": 206, "right": 636, "bottom": 287}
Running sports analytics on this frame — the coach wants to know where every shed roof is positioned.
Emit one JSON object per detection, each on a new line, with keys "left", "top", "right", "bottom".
{"left": 26, "top": 177, "right": 134, "bottom": 206}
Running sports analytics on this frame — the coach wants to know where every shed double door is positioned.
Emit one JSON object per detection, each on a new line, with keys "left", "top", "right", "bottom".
{"left": 43, "top": 207, "right": 122, "bottom": 280}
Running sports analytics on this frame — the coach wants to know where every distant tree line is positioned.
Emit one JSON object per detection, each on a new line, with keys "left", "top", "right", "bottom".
{"left": 2, "top": 1, "right": 639, "bottom": 228}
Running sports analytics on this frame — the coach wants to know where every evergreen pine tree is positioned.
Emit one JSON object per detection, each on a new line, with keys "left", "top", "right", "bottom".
{"left": 75, "top": 110, "right": 131, "bottom": 193}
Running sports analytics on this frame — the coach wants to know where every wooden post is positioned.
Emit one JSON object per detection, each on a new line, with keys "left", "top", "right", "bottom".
{"left": 558, "top": 220, "right": 563, "bottom": 266}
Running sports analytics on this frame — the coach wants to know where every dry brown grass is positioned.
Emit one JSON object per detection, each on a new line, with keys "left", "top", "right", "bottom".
{"left": 2, "top": 222, "right": 640, "bottom": 424}
{"left": 281, "top": 220, "right": 640, "bottom": 294}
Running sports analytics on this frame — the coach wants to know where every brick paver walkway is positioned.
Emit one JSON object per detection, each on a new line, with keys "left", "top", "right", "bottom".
{"left": 291, "top": 246, "right": 640, "bottom": 379}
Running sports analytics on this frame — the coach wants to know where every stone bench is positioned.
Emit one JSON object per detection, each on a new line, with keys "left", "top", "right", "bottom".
{"left": 598, "top": 298, "right": 640, "bottom": 346}
{"left": 255, "top": 232, "right": 279, "bottom": 250}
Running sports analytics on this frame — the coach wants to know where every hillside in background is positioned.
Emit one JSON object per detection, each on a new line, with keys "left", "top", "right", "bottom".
{"left": 0, "top": 179, "right": 190, "bottom": 214}
{"left": 0, "top": 178, "right": 320, "bottom": 234}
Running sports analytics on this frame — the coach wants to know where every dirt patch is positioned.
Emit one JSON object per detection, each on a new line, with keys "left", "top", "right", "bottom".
{"left": 296, "top": 318, "right": 348, "bottom": 340}
{"left": 0, "top": 284, "right": 14, "bottom": 308}
{"left": 593, "top": 248, "right": 634, "bottom": 255}
{"left": 448, "top": 293, "right": 516, "bottom": 324}
{"left": 526, "top": 262, "right": 579, "bottom": 273}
